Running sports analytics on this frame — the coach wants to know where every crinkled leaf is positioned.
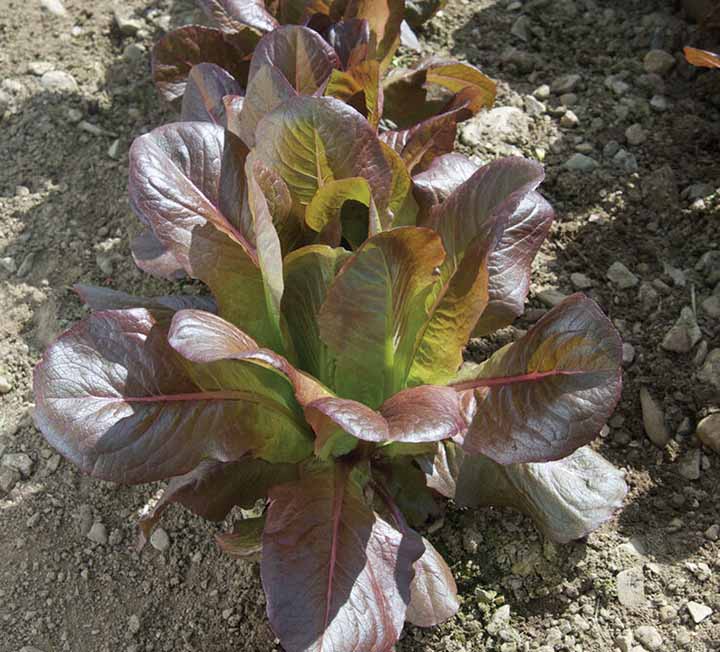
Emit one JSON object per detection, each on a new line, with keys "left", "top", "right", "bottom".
{"left": 181, "top": 63, "right": 243, "bottom": 124}
{"left": 452, "top": 295, "right": 623, "bottom": 464}
{"left": 249, "top": 25, "right": 339, "bottom": 93}
{"left": 421, "top": 442, "right": 627, "bottom": 543}
{"left": 138, "top": 458, "right": 296, "bottom": 540}
{"left": 406, "top": 536, "right": 458, "bottom": 627}
{"left": 325, "top": 60, "right": 382, "bottom": 128}
{"left": 33, "top": 309, "right": 310, "bottom": 484}
{"left": 319, "top": 227, "right": 445, "bottom": 407}
{"left": 254, "top": 96, "right": 392, "bottom": 217}
{"left": 152, "top": 26, "right": 250, "bottom": 102}
{"left": 474, "top": 190, "right": 554, "bottom": 335}
{"left": 198, "top": 0, "right": 278, "bottom": 33}
{"left": 216, "top": 516, "right": 266, "bottom": 559}
{"left": 262, "top": 463, "right": 423, "bottom": 652}
{"left": 128, "top": 122, "right": 281, "bottom": 348}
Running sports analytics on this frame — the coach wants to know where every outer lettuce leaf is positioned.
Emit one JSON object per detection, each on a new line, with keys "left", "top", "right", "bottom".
{"left": 128, "top": 121, "right": 282, "bottom": 349}
{"left": 254, "top": 96, "right": 392, "bottom": 219}
{"left": 420, "top": 442, "right": 627, "bottom": 544}
{"left": 318, "top": 227, "right": 445, "bottom": 407}
{"left": 130, "top": 228, "right": 186, "bottom": 280}
{"left": 138, "top": 458, "right": 296, "bottom": 540}
{"left": 151, "top": 26, "right": 251, "bottom": 102}
{"left": 406, "top": 536, "right": 458, "bottom": 627}
{"left": 452, "top": 295, "right": 623, "bottom": 464}
{"left": 340, "top": 0, "right": 405, "bottom": 66}
{"left": 324, "top": 18, "right": 370, "bottom": 69}
{"left": 33, "top": 309, "right": 312, "bottom": 484}
{"left": 382, "top": 58, "right": 496, "bottom": 129}
{"left": 261, "top": 463, "right": 424, "bottom": 652}
{"left": 216, "top": 516, "right": 266, "bottom": 559}
{"left": 180, "top": 63, "right": 243, "bottom": 124}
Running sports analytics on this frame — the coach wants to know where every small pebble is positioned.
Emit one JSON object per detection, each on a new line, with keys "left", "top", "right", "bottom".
{"left": 625, "top": 123, "right": 646, "bottom": 146}
{"left": 86, "top": 521, "right": 108, "bottom": 545}
{"left": 686, "top": 601, "right": 712, "bottom": 624}
{"left": 570, "top": 272, "right": 593, "bottom": 289}
{"left": 634, "top": 625, "right": 663, "bottom": 650}
{"left": 661, "top": 307, "right": 702, "bottom": 353}
{"left": 150, "top": 527, "right": 170, "bottom": 551}
{"left": 696, "top": 413, "right": 720, "bottom": 453}
{"left": 640, "top": 387, "right": 669, "bottom": 447}
{"left": 643, "top": 49, "right": 675, "bottom": 76}
{"left": 607, "top": 261, "right": 639, "bottom": 289}
{"left": 0, "top": 375, "right": 12, "bottom": 394}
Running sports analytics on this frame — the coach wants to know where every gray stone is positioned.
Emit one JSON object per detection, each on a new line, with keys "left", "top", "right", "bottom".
{"left": 643, "top": 49, "right": 675, "bottom": 76}
{"left": 40, "top": 0, "right": 66, "bottom": 16}
{"left": 564, "top": 153, "right": 598, "bottom": 172}
{"left": 2, "top": 453, "right": 33, "bottom": 477}
{"left": 559, "top": 92, "right": 577, "bottom": 106}
{"left": 661, "top": 307, "right": 702, "bottom": 353}
{"left": 460, "top": 107, "right": 529, "bottom": 146}
{"left": 607, "top": 262, "right": 639, "bottom": 289}
{"left": 687, "top": 601, "right": 712, "bottom": 624}
{"left": 625, "top": 123, "right": 646, "bottom": 146}
{"left": 615, "top": 631, "right": 634, "bottom": 652}
{"left": 40, "top": 70, "right": 78, "bottom": 93}
{"left": 560, "top": 110, "right": 579, "bottom": 128}
{"left": 113, "top": 9, "right": 143, "bottom": 36}
{"left": 0, "top": 375, "right": 12, "bottom": 394}
{"left": 640, "top": 387, "right": 669, "bottom": 447}
{"left": 28, "top": 61, "right": 54, "bottom": 76}
{"left": 150, "top": 527, "right": 170, "bottom": 551}
{"left": 603, "top": 141, "right": 620, "bottom": 158}
{"left": 524, "top": 95, "right": 545, "bottom": 117}
{"left": 704, "top": 524, "right": 719, "bottom": 541}
{"left": 650, "top": 94, "right": 669, "bottom": 112}
{"left": 0, "top": 257, "right": 16, "bottom": 273}
{"left": 551, "top": 73, "right": 581, "bottom": 94}
{"left": 128, "top": 614, "right": 141, "bottom": 634}
{"left": 107, "top": 139, "right": 121, "bottom": 160}
{"left": 486, "top": 604, "right": 511, "bottom": 636}
{"left": 0, "top": 466, "right": 20, "bottom": 495}
{"left": 616, "top": 567, "right": 646, "bottom": 608}
{"left": 678, "top": 449, "right": 701, "bottom": 481}
{"left": 20, "top": 647, "right": 47, "bottom": 652}
{"left": 613, "top": 148, "right": 638, "bottom": 173}
{"left": 702, "top": 295, "right": 720, "bottom": 319}
{"left": 635, "top": 626, "right": 662, "bottom": 650}
{"left": 685, "top": 183, "right": 714, "bottom": 201}
{"left": 622, "top": 343, "right": 636, "bottom": 365}
{"left": 696, "top": 413, "right": 720, "bottom": 453}
{"left": 17, "top": 253, "right": 35, "bottom": 277}
{"left": 511, "top": 15, "right": 531, "bottom": 41}
{"left": 86, "top": 521, "right": 108, "bottom": 544}
{"left": 537, "top": 289, "right": 567, "bottom": 308}
{"left": 570, "top": 272, "right": 593, "bottom": 289}
{"left": 533, "top": 84, "right": 550, "bottom": 100}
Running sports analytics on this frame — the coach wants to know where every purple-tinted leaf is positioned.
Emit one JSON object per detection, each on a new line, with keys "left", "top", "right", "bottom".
{"left": 128, "top": 122, "right": 282, "bottom": 348}
{"left": 130, "top": 228, "right": 186, "bottom": 280}
{"left": 237, "top": 64, "right": 297, "bottom": 147}
{"left": 262, "top": 463, "right": 423, "bottom": 652}
{"left": 411, "top": 153, "right": 478, "bottom": 225}
{"left": 197, "top": 0, "right": 278, "bottom": 33}
{"left": 318, "top": 228, "right": 445, "bottom": 407}
{"left": 474, "top": 191, "right": 554, "bottom": 335}
{"left": 249, "top": 25, "right": 339, "bottom": 94}
{"left": 382, "top": 58, "right": 496, "bottom": 129}
{"left": 380, "top": 109, "right": 464, "bottom": 175}
{"left": 216, "top": 516, "right": 266, "bottom": 559}
{"left": 324, "top": 18, "right": 370, "bottom": 69}
{"left": 218, "top": 127, "right": 250, "bottom": 232}
{"left": 342, "top": 0, "right": 405, "bottom": 65}
{"left": 406, "top": 536, "right": 458, "bottom": 627}
{"left": 452, "top": 294, "right": 623, "bottom": 464}
{"left": 180, "top": 63, "right": 243, "bottom": 124}
{"left": 151, "top": 26, "right": 250, "bottom": 102}
{"left": 254, "top": 96, "right": 393, "bottom": 217}
{"left": 138, "top": 458, "right": 296, "bottom": 540}
{"left": 375, "top": 458, "right": 440, "bottom": 527}
{"left": 421, "top": 442, "right": 627, "bottom": 543}
{"left": 33, "top": 309, "right": 311, "bottom": 484}
{"left": 74, "top": 285, "right": 216, "bottom": 323}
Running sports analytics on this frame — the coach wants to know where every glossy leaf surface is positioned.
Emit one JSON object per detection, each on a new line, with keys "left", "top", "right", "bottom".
{"left": 180, "top": 63, "right": 243, "bottom": 124}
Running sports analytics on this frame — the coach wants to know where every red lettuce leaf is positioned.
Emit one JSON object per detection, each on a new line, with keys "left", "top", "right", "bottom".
{"left": 180, "top": 63, "right": 244, "bottom": 124}
{"left": 197, "top": 0, "right": 279, "bottom": 33}
{"left": 406, "top": 536, "right": 458, "bottom": 627}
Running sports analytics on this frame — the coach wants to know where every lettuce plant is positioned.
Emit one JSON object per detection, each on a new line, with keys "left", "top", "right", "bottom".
{"left": 34, "top": 84, "right": 626, "bottom": 651}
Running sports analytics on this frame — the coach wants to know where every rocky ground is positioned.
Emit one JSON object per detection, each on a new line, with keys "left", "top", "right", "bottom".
{"left": 0, "top": 0, "right": 719, "bottom": 651}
